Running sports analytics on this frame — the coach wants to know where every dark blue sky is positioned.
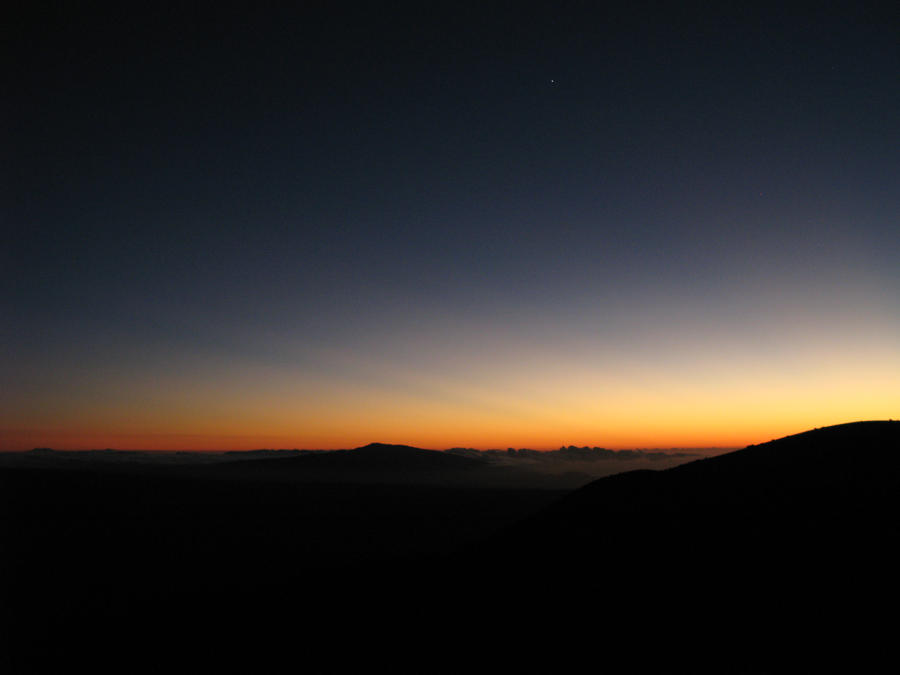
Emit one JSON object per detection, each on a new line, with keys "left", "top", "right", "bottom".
{"left": 4, "top": 2, "right": 898, "bottom": 449}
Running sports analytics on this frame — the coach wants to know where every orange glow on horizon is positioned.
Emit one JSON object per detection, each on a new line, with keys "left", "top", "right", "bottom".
{"left": 2, "top": 411, "right": 895, "bottom": 453}
{"left": 5, "top": 306, "right": 897, "bottom": 453}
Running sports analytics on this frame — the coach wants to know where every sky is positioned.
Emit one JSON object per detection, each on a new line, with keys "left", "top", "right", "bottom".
{"left": 3, "top": 2, "right": 898, "bottom": 450}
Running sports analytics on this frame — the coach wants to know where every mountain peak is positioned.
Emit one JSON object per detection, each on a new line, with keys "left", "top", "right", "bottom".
{"left": 354, "top": 442, "right": 429, "bottom": 453}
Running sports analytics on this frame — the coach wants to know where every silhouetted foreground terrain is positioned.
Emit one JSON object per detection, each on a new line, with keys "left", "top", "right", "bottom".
{"left": 467, "top": 421, "right": 900, "bottom": 671}
{"left": 2, "top": 422, "right": 898, "bottom": 673}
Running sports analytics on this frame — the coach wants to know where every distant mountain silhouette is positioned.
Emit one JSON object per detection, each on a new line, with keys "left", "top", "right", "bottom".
{"left": 193, "top": 440, "right": 631, "bottom": 488}
{"left": 190, "top": 439, "right": 588, "bottom": 487}
{"left": 0, "top": 442, "right": 699, "bottom": 487}
{"left": 349, "top": 441, "right": 488, "bottom": 467}
{"left": 204, "top": 440, "right": 483, "bottom": 479}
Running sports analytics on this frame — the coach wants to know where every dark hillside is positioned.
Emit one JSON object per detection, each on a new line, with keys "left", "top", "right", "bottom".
{"left": 485, "top": 421, "right": 900, "bottom": 553}
{"left": 467, "top": 421, "right": 900, "bottom": 671}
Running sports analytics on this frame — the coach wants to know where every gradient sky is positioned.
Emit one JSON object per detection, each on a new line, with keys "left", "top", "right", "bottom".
{"left": 4, "top": 2, "right": 898, "bottom": 450}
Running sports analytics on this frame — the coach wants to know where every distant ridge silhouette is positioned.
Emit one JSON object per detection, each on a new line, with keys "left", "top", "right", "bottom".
{"left": 201, "top": 438, "right": 491, "bottom": 484}
{"left": 355, "top": 441, "right": 434, "bottom": 451}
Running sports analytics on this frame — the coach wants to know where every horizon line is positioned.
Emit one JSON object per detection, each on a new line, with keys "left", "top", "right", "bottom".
{"left": 1, "top": 444, "right": 740, "bottom": 454}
